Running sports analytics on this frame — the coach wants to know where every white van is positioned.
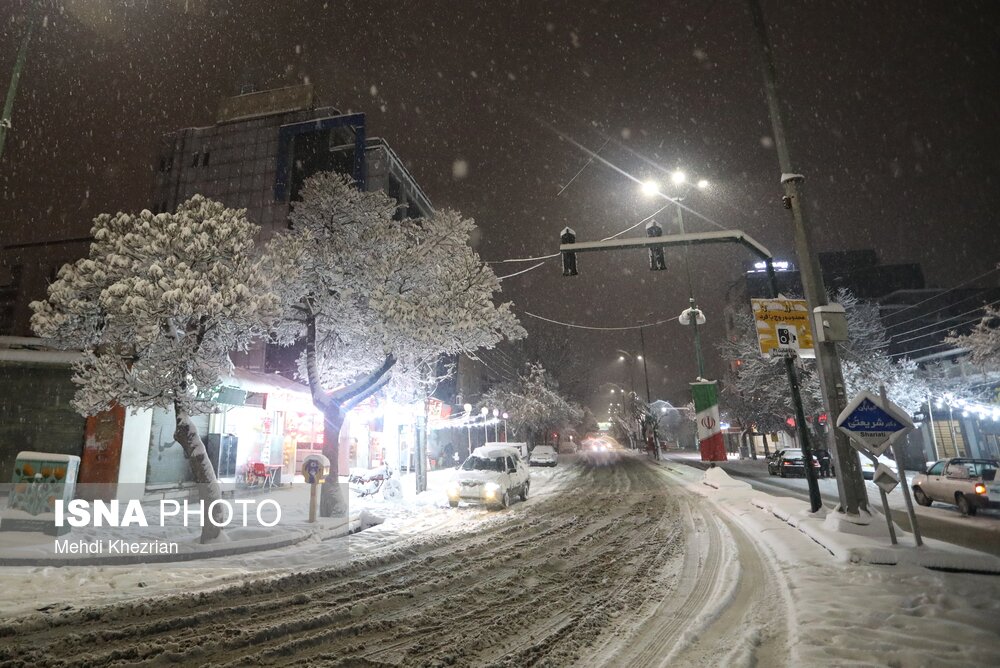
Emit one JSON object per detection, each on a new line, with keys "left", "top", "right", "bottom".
{"left": 446, "top": 444, "right": 530, "bottom": 509}
{"left": 484, "top": 441, "right": 528, "bottom": 459}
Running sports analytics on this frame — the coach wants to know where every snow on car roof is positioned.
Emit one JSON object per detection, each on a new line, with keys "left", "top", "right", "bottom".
{"left": 472, "top": 445, "right": 521, "bottom": 458}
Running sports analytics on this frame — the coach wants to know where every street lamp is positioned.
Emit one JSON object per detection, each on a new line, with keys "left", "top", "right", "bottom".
{"left": 463, "top": 403, "right": 473, "bottom": 457}
{"left": 502, "top": 412, "right": 509, "bottom": 441}
{"left": 616, "top": 349, "right": 638, "bottom": 394}
{"left": 492, "top": 408, "right": 500, "bottom": 441}
{"left": 640, "top": 171, "right": 710, "bottom": 380}
{"left": 481, "top": 406, "right": 489, "bottom": 442}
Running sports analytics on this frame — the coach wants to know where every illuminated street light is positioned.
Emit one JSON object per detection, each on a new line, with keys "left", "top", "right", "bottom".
{"left": 481, "top": 406, "right": 489, "bottom": 441}
{"left": 493, "top": 408, "right": 500, "bottom": 441}
{"left": 697, "top": 178, "right": 709, "bottom": 189}
{"left": 640, "top": 180, "right": 659, "bottom": 197}
{"left": 671, "top": 170, "right": 686, "bottom": 185}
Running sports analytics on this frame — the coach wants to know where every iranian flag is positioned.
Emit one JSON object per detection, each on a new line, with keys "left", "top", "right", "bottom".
{"left": 691, "top": 380, "right": 727, "bottom": 462}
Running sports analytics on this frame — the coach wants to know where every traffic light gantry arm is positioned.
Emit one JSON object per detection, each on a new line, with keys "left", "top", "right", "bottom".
{"left": 559, "top": 228, "right": 772, "bottom": 276}
{"left": 559, "top": 229, "right": 772, "bottom": 261}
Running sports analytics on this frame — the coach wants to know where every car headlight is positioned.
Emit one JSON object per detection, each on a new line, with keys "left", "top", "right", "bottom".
{"left": 483, "top": 482, "right": 500, "bottom": 497}
{"left": 446, "top": 483, "right": 461, "bottom": 497}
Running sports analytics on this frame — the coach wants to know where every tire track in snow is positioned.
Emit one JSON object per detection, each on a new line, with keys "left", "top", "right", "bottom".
{"left": 1, "top": 455, "right": 708, "bottom": 667}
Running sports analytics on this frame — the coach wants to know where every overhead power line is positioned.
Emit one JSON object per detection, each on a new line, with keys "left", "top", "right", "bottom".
{"left": 884, "top": 289, "right": 998, "bottom": 334}
{"left": 889, "top": 297, "right": 1000, "bottom": 344}
{"left": 523, "top": 311, "right": 673, "bottom": 331}
{"left": 497, "top": 261, "right": 550, "bottom": 280}
{"left": 884, "top": 266, "right": 1000, "bottom": 329}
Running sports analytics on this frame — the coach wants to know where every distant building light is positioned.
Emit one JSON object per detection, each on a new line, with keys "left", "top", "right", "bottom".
{"left": 747, "top": 260, "right": 792, "bottom": 274}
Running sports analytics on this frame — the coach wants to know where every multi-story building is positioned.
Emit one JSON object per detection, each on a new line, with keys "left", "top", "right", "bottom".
{"left": 741, "top": 249, "right": 925, "bottom": 301}
{"left": 0, "top": 85, "right": 444, "bottom": 494}
{"left": 151, "top": 84, "right": 431, "bottom": 243}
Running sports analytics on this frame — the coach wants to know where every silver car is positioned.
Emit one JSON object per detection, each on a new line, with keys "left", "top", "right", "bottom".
{"left": 911, "top": 458, "right": 1000, "bottom": 516}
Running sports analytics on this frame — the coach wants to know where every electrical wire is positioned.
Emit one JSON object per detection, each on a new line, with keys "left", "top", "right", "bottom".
{"left": 523, "top": 310, "right": 673, "bottom": 331}
{"left": 485, "top": 346, "right": 520, "bottom": 373}
{"left": 476, "top": 348, "right": 518, "bottom": 379}
{"left": 885, "top": 293, "right": 1000, "bottom": 337}
{"left": 468, "top": 352, "right": 514, "bottom": 383}
{"left": 487, "top": 253, "right": 560, "bottom": 264}
{"left": 600, "top": 202, "right": 673, "bottom": 241}
{"left": 557, "top": 137, "right": 611, "bottom": 197}
{"left": 889, "top": 298, "right": 1000, "bottom": 345}
{"left": 883, "top": 266, "right": 1000, "bottom": 329}
{"left": 497, "top": 261, "right": 550, "bottom": 280}
{"left": 889, "top": 341, "right": 957, "bottom": 359}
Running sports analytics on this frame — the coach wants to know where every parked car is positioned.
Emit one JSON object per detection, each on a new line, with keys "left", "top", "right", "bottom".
{"left": 529, "top": 445, "right": 558, "bottom": 467}
{"left": 446, "top": 444, "right": 530, "bottom": 509}
{"left": 766, "top": 449, "right": 820, "bottom": 477}
{"left": 911, "top": 457, "right": 1000, "bottom": 516}
{"left": 859, "top": 452, "right": 897, "bottom": 480}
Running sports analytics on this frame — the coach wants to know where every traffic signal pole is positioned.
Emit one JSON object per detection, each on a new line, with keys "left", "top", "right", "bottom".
{"left": 0, "top": 10, "right": 34, "bottom": 163}
{"left": 747, "top": 0, "right": 869, "bottom": 516}
{"left": 560, "top": 229, "right": 823, "bottom": 511}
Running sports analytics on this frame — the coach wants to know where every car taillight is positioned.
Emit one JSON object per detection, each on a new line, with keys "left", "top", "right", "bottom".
{"left": 974, "top": 483, "right": 987, "bottom": 495}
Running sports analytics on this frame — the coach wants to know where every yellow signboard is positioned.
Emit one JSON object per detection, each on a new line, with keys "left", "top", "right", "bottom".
{"left": 751, "top": 298, "right": 815, "bottom": 357}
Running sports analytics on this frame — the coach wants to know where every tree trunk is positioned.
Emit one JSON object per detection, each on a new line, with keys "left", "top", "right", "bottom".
{"left": 173, "top": 407, "right": 224, "bottom": 544}
{"left": 319, "top": 404, "right": 348, "bottom": 518}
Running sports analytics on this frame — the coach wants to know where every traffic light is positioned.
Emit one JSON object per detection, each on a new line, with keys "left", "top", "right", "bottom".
{"left": 560, "top": 227, "right": 578, "bottom": 276}
{"left": 645, "top": 220, "right": 666, "bottom": 271}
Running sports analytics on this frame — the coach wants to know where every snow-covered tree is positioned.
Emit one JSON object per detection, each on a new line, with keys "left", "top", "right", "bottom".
{"left": 503, "top": 335, "right": 589, "bottom": 403}
{"left": 946, "top": 304, "right": 1000, "bottom": 370}
{"left": 31, "top": 197, "right": 277, "bottom": 542}
{"left": 580, "top": 407, "right": 600, "bottom": 436}
{"left": 266, "top": 172, "right": 524, "bottom": 515}
{"left": 718, "top": 289, "right": 934, "bottom": 440}
{"left": 480, "top": 363, "right": 582, "bottom": 446}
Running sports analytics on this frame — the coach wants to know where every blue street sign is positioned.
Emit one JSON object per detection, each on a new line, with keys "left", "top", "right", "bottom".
{"left": 836, "top": 391, "right": 914, "bottom": 456}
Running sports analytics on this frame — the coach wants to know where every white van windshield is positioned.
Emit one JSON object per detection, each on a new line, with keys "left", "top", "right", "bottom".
{"left": 462, "top": 456, "right": 502, "bottom": 472}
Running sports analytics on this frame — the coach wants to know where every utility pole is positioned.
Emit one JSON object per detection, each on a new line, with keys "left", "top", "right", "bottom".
{"left": 0, "top": 9, "right": 35, "bottom": 162}
{"left": 747, "top": 0, "right": 869, "bottom": 515}
{"left": 638, "top": 326, "right": 652, "bottom": 403}
{"left": 639, "top": 323, "right": 659, "bottom": 460}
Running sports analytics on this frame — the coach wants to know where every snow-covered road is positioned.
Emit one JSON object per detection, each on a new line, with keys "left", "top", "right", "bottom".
{"left": 0, "top": 455, "right": 790, "bottom": 667}
{"left": 2, "top": 454, "right": 998, "bottom": 667}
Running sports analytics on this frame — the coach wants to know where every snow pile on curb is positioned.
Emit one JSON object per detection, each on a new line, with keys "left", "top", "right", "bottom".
{"left": 701, "top": 464, "right": 753, "bottom": 490}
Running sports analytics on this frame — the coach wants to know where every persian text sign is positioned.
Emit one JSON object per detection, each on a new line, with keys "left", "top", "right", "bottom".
{"left": 836, "top": 391, "right": 914, "bottom": 456}
{"left": 751, "top": 298, "right": 814, "bottom": 357}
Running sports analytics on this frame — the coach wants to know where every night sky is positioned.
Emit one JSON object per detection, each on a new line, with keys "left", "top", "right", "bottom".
{"left": 1, "top": 0, "right": 998, "bottom": 411}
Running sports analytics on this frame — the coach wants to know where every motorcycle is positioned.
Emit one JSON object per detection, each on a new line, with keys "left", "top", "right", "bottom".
{"left": 348, "top": 463, "right": 403, "bottom": 501}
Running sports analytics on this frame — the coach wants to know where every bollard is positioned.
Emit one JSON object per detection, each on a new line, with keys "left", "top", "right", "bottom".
{"left": 301, "top": 454, "right": 330, "bottom": 524}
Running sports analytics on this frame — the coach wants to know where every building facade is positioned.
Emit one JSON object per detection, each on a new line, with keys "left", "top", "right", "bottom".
{"left": 0, "top": 85, "right": 448, "bottom": 494}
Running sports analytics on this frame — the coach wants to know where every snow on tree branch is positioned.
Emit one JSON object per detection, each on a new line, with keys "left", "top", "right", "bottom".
{"left": 30, "top": 196, "right": 278, "bottom": 416}
{"left": 718, "top": 288, "right": 936, "bottom": 428}
{"left": 480, "top": 363, "right": 582, "bottom": 442}
{"left": 946, "top": 304, "right": 1000, "bottom": 370}
{"left": 266, "top": 171, "right": 526, "bottom": 400}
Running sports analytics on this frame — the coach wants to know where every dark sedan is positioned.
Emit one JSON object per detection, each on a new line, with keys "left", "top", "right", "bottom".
{"left": 767, "top": 449, "right": 820, "bottom": 478}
